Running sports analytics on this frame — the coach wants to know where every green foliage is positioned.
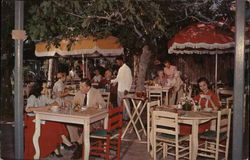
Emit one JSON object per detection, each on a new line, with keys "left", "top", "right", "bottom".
{"left": 26, "top": 0, "right": 234, "bottom": 54}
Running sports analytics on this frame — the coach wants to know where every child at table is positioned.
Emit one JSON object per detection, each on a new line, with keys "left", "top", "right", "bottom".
{"left": 180, "top": 77, "right": 221, "bottom": 135}
{"left": 24, "top": 80, "right": 74, "bottom": 159}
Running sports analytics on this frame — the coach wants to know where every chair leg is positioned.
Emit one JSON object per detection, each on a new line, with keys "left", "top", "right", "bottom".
{"left": 162, "top": 143, "right": 166, "bottom": 158}
{"left": 147, "top": 107, "right": 150, "bottom": 152}
{"left": 225, "top": 138, "right": 229, "bottom": 160}
{"left": 153, "top": 139, "right": 157, "bottom": 160}
{"left": 105, "top": 139, "right": 110, "bottom": 160}
{"left": 189, "top": 135, "right": 192, "bottom": 160}
{"left": 117, "top": 137, "right": 121, "bottom": 160}
{"left": 215, "top": 141, "right": 219, "bottom": 160}
{"left": 176, "top": 142, "right": 179, "bottom": 160}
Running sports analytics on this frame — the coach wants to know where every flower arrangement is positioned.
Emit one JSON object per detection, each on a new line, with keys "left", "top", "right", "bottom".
{"left": 145, "top": 80, "right": 155, "bottom": 86}
{"left": 179, "top": 95, "right": 194, "bottom": 111}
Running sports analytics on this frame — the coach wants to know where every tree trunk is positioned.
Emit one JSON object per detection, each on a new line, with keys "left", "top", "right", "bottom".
{"left": 136, "top": 45, "right": 152, "bottom": 91}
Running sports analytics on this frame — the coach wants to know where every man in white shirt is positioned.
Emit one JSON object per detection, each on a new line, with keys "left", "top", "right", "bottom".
{"left": 111, "top": 56, "right": 132, "bottom": 120}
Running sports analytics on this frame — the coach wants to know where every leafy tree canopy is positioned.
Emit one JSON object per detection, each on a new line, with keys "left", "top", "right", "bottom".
{"left": 26, "top": 0, "right": 234, "bottom": 54}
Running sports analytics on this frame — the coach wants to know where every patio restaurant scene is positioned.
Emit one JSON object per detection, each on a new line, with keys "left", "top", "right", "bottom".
{"left": 0, "top": 0, "right": 249, "bottom": 160}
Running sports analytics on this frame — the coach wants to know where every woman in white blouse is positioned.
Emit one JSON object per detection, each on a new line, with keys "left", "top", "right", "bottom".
{"left": 24, "top": 81, "right": 74, "bottom": 159}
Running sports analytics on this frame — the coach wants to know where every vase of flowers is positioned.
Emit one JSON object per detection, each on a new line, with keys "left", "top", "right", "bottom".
{"left": 179, "top": 95, "right": 194, "bottom": 111}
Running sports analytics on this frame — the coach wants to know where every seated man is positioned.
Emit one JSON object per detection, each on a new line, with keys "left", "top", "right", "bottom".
{"left": 67, "top": 78, "right": 106, "bottom": 159}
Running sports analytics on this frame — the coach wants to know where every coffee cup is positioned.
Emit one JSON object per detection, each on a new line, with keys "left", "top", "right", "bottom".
{"left": 51, "top": 105, "right": 59, "bottom": 112}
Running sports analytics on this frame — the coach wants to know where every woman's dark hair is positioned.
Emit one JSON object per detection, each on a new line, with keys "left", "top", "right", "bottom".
{"left": 29, "top": 80, "right": 43, "bottom": 98}
{"left": 197, "top": 77, "right": 211, "bottom": 90}
{"left": 163, "top": 59, "right": 170, "bottom": 63}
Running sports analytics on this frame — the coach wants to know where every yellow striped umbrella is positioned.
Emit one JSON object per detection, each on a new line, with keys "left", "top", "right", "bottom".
{"left": 35, "top": 36, "right": 124, "bottom": 57}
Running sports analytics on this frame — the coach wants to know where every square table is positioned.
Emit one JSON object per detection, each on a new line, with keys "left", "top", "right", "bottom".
{"left": 33, "top": 108, "right": 108, "bottom": 160}
{"left": 122, "top": 95, "right": 148, "bottom": 141}
{"left": 145, "top": 85, "right": 171, "bottom": 105}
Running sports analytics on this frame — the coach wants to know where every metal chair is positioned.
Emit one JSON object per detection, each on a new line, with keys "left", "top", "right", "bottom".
{"left": 152, "top": 110, "right": 191, "bottom": 160}
{"left": 89, "top": 106, "right": 123, "bottom": 160}
{"left": 198, "top": 108, "right": 232, "bottom": 160}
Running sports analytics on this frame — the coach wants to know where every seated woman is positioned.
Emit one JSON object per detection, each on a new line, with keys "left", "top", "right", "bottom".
{"left": 180, "top": 77, "right": 221, "bottom": 135}
{"left": 99, "top": 69, "right": 118, "bottom": 106}
{"left": 91, "top": 68, "right": 102, "bottom": 83}
{"left": 24, "top": 80, "right": 74, "bottom": 159}
{"left": 154, "top": 69, "right": 167, "bottom": 86}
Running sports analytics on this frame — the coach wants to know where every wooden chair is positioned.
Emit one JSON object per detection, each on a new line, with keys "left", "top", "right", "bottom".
{"left": 217, "top": 88, "right": 233, "bottom": 108}
{"left": 89, "top": 106, "right": 123, "bottom": 160}
{"left": 91, "top": 82, "right": 99, "bottom": 88}
{"left": 147, "top": 100, "right": 160, "bottom": 152}
{"left": 152, "top": 111, "right": 191, "bottom": 160}
{"left": 101, "top": 92, "right": 111, "bottom": 108}
{"left": 198, "top": 108, "right": 232, "bottom": 160}
{"left": 147, "top": 86, "right": 163, "bottom": 105}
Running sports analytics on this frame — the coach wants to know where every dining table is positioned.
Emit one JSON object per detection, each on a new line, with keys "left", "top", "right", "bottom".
{"left": 145, "top": 85, "right": 172, "bottom": 105}
{"left": 152, "top": 106, "right": 217, "bottom": 160}
{"left": 33, "top": 107, "right": 108, "bottom": 160}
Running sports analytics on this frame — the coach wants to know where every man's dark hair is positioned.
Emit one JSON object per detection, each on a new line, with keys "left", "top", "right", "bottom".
{"left": 80, "top": 78, "right": 91, "bottom": 87}
{"left": 115, "top": 56, "right": 124, "bottom": 61}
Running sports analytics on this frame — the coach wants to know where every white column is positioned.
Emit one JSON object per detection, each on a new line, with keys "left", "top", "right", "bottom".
{"left": 47, "top": 58, "right": 53, "bottom": 87}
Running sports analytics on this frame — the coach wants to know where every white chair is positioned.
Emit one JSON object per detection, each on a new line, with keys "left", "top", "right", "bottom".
{"left": 101, "top": 92, "right": 110, "bottom": 108}
{"left": 152, "top": 110, "right": 191, "bottom": 160}
{"left": 198, "top": 108, "right": 232, "bottom": 160}
{"left": 147, "top": 86, "right": 163, "bottom": 105}
{"left": 217, "top": 88, "right": 233, "bottom": 108}
{"left": 147, "top": 100, "right": 160, "bottom": 152}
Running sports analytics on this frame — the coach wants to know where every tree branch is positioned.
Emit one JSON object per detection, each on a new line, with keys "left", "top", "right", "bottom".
{"left": 65, "top": 11, "right": 85, "bottom": 19}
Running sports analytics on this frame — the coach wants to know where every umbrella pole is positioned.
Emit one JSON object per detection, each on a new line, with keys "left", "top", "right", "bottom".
{"left": 47, "top": 58, "right": 53, "bottom": 87}
{"left": 215, "top": 54, "right": 218, "bottom": 91}
{"left": 86, "top": 58, "right": 88, "bottom": 78}
{"left": 82, "top": 54, "right": 85, "bottom": 78}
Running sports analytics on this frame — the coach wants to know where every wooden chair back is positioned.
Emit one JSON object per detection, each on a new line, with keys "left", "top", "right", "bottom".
{"left": 147, "top": 87, "right": 163, "bottom": 105}
{"left": 107, "top": 106, "right": 123, "bottom": 133}
{"left": 215, "top": 108, "right": 232, "bottom": 160}
{"left": 147, "top": 100, "right": 160, "bottom": 152}
{"left": 198, "top": 108, "right": 232, "bottom": 160}
{"left": 101, "top": 92, "right": 110, "bottom": 108}
{"left": 217, "top": 88, "right": 233, "bottom": 108}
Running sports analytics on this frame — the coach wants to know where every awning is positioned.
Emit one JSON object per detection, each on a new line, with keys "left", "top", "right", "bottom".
{"left": 35, "top": 36, "right": 124, "bottom": 57}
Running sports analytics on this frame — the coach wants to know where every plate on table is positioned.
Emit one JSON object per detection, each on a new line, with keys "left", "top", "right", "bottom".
{"left": 204, "top": 107, "right": 213, "bottom": 112}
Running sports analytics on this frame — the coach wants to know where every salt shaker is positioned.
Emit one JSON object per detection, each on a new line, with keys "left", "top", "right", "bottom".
{"left": 177, "top": 103, "right": 182, "bottom": 109}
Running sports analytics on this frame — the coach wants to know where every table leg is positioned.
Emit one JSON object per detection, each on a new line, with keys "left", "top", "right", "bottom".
{"left": 192, "top": 120, "right": 199, "bottom": 160}
{"left": 83, "top": 121, "right": 90, "bottom": 160}
{"left": 122, "top": 99, "right": 142, "bottom": 140}
{"left": 164, "top": 91, "right": 169, "bottom": 105}
{"left": 33, "top": 114, "right": 41, "bottom": 159}
{"left": 132, "top": 99, "right": 147, "bottom": 136}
